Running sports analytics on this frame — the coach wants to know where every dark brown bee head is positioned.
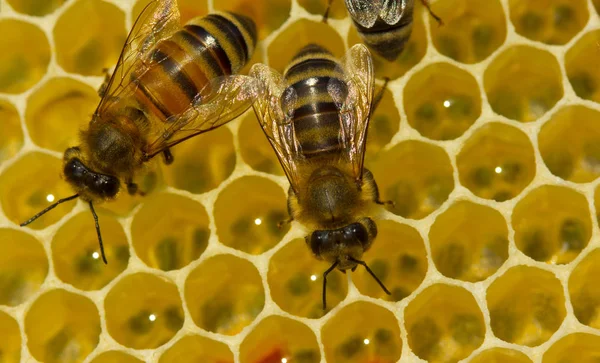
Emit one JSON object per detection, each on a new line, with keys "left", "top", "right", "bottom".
{"left": 63, "top": 147, "right": 120, "bottom": 202}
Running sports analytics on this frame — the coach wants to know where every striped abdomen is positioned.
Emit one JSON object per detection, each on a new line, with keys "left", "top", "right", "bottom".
{"left": 133, "top": 12, "right": 256, "bottom": 121}
{"left": 283, "top": 44, "right": 348, "bottom": 160}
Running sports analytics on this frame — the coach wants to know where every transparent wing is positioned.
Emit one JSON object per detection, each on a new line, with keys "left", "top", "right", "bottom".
{"left": 327, "top": 44, "right": 374, "bottom": 182}
{"left": 144, "top": 75, "right": 260, "bottom": 158}
{"left": 380, "top": 0, "right": 409, "bottom": 25}
{"left": 94, "top": 0, "right": 180, "bottom": 117}
{"left": 344, "top": 0, "right": 384, "bottom": 28}
{"left": 250, "top": 63, "right": 304, "bottom": 194}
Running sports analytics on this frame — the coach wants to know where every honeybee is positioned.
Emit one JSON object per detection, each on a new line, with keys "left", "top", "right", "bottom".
{"left": 251, "top": 44, "right": 392, "bottom": 310}
{"left": 324, "top": 0, "right": 442, "bottom": 61}
{"left": 20, "top": 0, "right": 259, "bottom": 263}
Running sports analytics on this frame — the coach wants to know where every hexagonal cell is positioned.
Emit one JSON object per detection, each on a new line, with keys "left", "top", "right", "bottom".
{"left": 214, "top": 176, "right": 289, "bottom": 254}
{"left": 268, "top": 238, "right": 349, "bottom": 318}
{"left": 457, "top": 122, "right": 536, "bottom": 201}
{"left": 405, "top": 284, "right": 485, "bottom": 362}
{"left": 158, "top": 334, "right": 233, "bottom": 363}
{"left": 539, "top": 105, "right": 600, "bottom": 183}
{"left": 54, "top": 0, "right": 126, "bottom": 76}
{"left": 322, "top": 301, "right": 402, "bottom": 363}
{"left": 0, "top": 311, "right": 20, "bottom": 362}
{"left": 366, "top": 87, "right": 400, "bottom": 157}
{"left": 512, "top": 185, "right": 591, "bottom": 264}
{"left": 0, "top": 19, "right": 50, "bottom": 94}
{"left": 25, "top": 77, "right": 97, "bottom": 153}
{"left": 0, "top": 100, "right": 23, "bottom": 163}
{"left": 184, "top": 254, "right": 264, "bottom": 335}
{"left": 353, "top": 221, "right": 427, "bottom": 302}
{"left": 404, "top": 62, "right": 481, "bottom": 140}
{"left": 52, "top": 212, "right": 129, "bottom": 290}
{"left": 267, "top": 19, "right": 345, "bottom": 73}
{"left": 6, "top": 0, "right": 66, "bottom": 15}
{"left": 214, "top": 0, "right": 291, "bottom": 41}
{"left": 0, "top": 152, "right": 75, "bottom": 229}
{"left": 565, "top": 30, "right": 600, "bottom": 103}
{"left": 568, "top": 249, "right": 600, "bottom": 329}
{"left": 369, "top": 140, "right": 454, "bottom": 219}
{"left": 238, "top": 112, "right": 283, "bottom": 176}
{"left": 131, "top": 193, "right": 209, "bottom": 271}
{"left": 487, "top": 266, "right": 566, "bottom": 346}
{"left": 90, "top": 351, "right": 144, "bottom": 363}
{"left": 240, "top": 315, "right": 320, "bottom": 363}
{"left": 104, "top": 273, "right": 184, "bottom": 349}
{"left": 508, "top": 0, "right": 588, "bottom": 45}
{"left": 430, "top": 0, "right": 507, "bottom": 63}
{"left": 299, "top": 0, "right": 346, "bottom": 20}
{"left": 484, "top": 46, "right": 562, "bottom": 122}
{"left": 162, "top": 126, "right": 235, "bottom": 194}
{"left": 542, "top": 333, "right": 600, "bottom": 363}
{"left": 429, "top": 201, "right": 508, "bottom": 282}
{"left": 470, "top": 348, "right": 532, "bottom": 363}
{"left": 24, "top": 289, "right": 100, "bottom": 363}
{"left": 0, "top": 228, "right": 47, "bottom": 307}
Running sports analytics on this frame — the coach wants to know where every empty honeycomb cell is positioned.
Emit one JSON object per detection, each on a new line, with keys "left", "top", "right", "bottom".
{"left": 369, "top": 140, "right": 454, "bottom": 219}
{"left": 53, "top": 0, "right": 126, "bottom": 76}
{"left": 366, "top": 87, "right": 400, "bottom": 157}
{"left": 162, "top": 126, "right": 235, "bottom": 195}
{"left": 6, "top": 0, "right": 66, "bottom": 16}
{"left": 104, "top": 273, "right": 184, "bottom": 349}
{"left": 52, "top": 211, "right": 128, "bottom": 290}
{"left": 184, "top": 254, "right": 264, "bottom": 335}
{"left": 429, "top": 201, "right": 508, "bottom": 282}
{"left": 0, "top": 228, "right": 48, "bottom": 306}
{"left": 457, "top": 122, "right": 536, "bottom": 201}
{"left": 299, "top": 0, "right": 346, "bottom": 20}
{"left": 404, "top": 62, "right": 481, "bottom": 140}
{"left": 0, "top": 19, "right": 50, "bottom": 94}
{"left": 268, "top": 238, "right": 349, "bottom": 318}
{"left": 214, "top": 0, "right": 291, "bottom": 41}
{"left": 25, "top": 77, "right": 98, "bottom": 153}
{"left": 0, "top": 311, "right": 20, "bottom": 363}
{"left": 322, "top": 301, "right": 402, "bottom": 363}
{"left": 240, "top": 315, "right": 320, "bottom": 363}
{"left": 512, "top": 185, "right": 591, "bottom": 264}
{"left": 24, "top": 289, "right": 100, "bottom": 363}
{"left": 158, "top": 334, "right": 233, "bottom": 363}
{"left": 238, "top": 112, "right": 283, "bottom": 176}
{"left": 405, "top": 284, "right": 485, "bottom": 362}
{"left": 508, "top": 0, "right": 588, "bottom": 45}
{"left": 568, "top": 249, "right": 600, "bottom": 329}
{"left": 539, "top": 105, "right": 600, "bottom": 183}
{"left": 131, "top": 192, "right": 209, "bottom": 271}
{"left": 565, "top": 30, "right": 600, "bottom": 103}
{"left": 430, "top": 0, "right": 506, "bottom": 63}
{"left": 487, "top": 266, "right": 566, "bottom": 347}
{"left": 214, "top": 176, "right": 289, "bottom": 254}
{"left": 0, "top": 100, "right": 23, "bottom": 163}
{"left": 470, "top": 348, "right": 533, "bottom": 363}
{"left": 353, "top": 220, "right": 427, "bottom": 302}
{"left": 0, "top": 152, "right": 75, "bottom": 229}
{"left": 267, "top": 19, "right": 345, "bottom": 73}
{"left": 89, "top": 351, "right": 144, "bottom": 363}
{"left": 484, "top": 46, "right": 562, "bottom": 122}
{"left": 542, "top": 333, "right": 600, "bottom": 363}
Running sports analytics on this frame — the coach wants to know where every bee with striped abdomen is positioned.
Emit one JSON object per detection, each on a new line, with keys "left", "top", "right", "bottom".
{"left": 251, "top": 44, "right": 392, "bottom": 310}
{"left": 325, "top": 0, "right": 442, "bottom": 61}
{"left": 20, "top": 0, "right": 258, "bottom": 263}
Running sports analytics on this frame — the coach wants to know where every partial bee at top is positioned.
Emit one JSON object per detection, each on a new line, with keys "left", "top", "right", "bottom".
{"left": 324, "top": 0, "right": 443, "bottom": 61}
{"left": 20, "top": 0, "right": 259, "bottom": 263}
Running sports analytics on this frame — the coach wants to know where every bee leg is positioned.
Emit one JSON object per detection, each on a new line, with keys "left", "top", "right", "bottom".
{"left": 98, "top": 68, "right": 111, "bottom": 98}
{"left": 126, "top": 180, "right": 146, "bottom": 196}
{"left": 363, "top": 168, "right": 395, "bottom": 207}
{"left": 162, "top": 148, "right": 174, "bottom": 165}
{"left": 371, "top": 78, "right": 390, "bottom": 115}
{"left": 277, "top": 217, "right": 293, "bottom": 229}
{"left": 322, "top": 0, "right": 334, "bottom": 23}
{"left": 419, "top": 0, "right": 444, "bottom": 26}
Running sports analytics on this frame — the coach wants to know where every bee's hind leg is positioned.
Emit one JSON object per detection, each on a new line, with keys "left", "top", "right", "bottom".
{"left": 126, "top": 179, "right": 146, "bottom": 197}
{"left": 162, "top": 148, "right": 174, "bottom": 165}
{"left": 419, "top": 0, "right": 444, "bottom": 25}
{"left": 98, "top": 68, "right": 111, "bottom": 98}
{"left": 371, "top": 78, "right": 390, "bottom": 115}
{"left": 363, "top": 169, "right": 395, "bottom": 208}
{"left": 322, "top": 0, "right": 334, "bottom": 23}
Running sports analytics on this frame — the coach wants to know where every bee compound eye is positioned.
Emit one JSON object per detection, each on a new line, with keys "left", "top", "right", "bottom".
{"left": 345, "top": 223, "right": 368, "bottom": 244}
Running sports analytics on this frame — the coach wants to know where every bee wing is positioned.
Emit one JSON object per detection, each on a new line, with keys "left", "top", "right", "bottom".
{"left": 144, "top": 75, "right": 260, "bottom": 158}
{"left": 345, "top": 0, "right": 384, "bottom": 28}
{"left": 94, "top": 0, "right": 180, "bottom": 116}
{"left": 250, "top": 63, "right": 304, "bottom": 193}
{"left": 328, "top": 44, "right": 374, "bottom": 183}
{"left": 379, "top": 0, "right": 410, "bottom": 25}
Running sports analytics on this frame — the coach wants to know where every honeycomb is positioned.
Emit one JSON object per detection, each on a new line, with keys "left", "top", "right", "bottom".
{"left": 1, "top": 0, "right": 600, "bottom": 361}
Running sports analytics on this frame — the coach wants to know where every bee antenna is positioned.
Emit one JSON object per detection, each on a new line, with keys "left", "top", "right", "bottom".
{"left": 88, "top": 201, "right": 108, "bottom": 264}
{"left": 20, "top": 194, "right": 80, "bottom": 227}
{"left": 348, "top": 256, "right": 391, "bottom": 296}
{"left": 322, "top": 260, "right": 339, "bottom": 311}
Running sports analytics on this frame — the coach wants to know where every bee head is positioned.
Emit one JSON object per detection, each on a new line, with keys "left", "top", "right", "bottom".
{"left": 63, "top": 147, "right": 120, "bottom": 201}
